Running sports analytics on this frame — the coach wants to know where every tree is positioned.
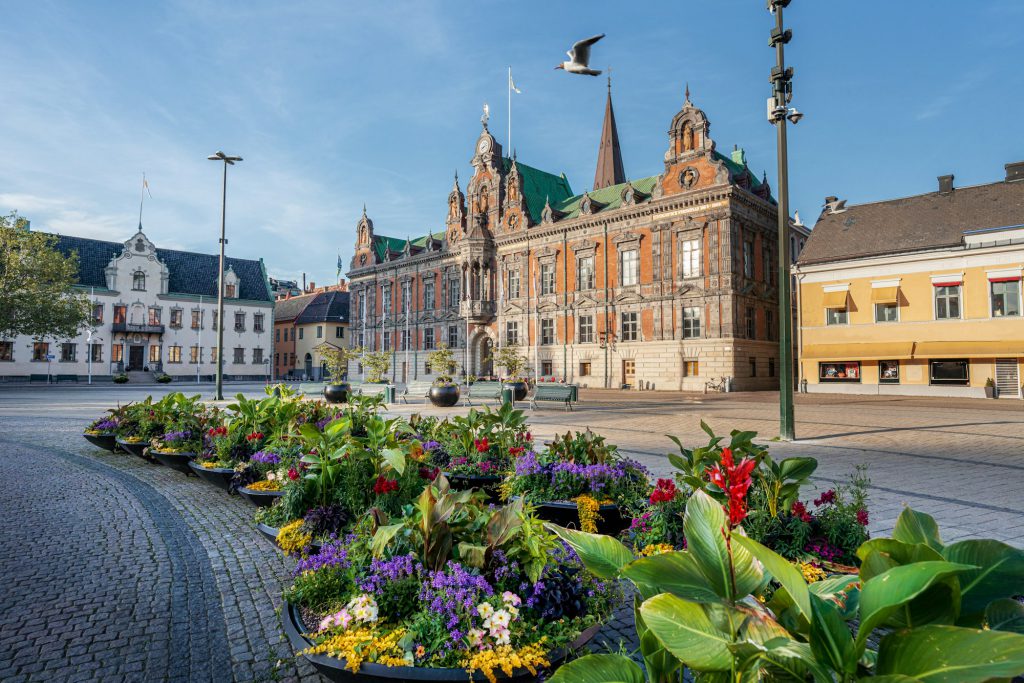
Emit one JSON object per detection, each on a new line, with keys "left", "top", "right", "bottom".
{"left": 425, "top": 344, "right": 457, "bottom": 385}
{"left": 317, "top": 343, "right": 363, "bottom": 384}
{"left": 0, "top": 215, "right": 91, "bottom": 340}
{"left": 488, "top": 344, "right": 528, "bottom": 380}
{"left": 360, "top": 349, "right": 392, "bottom": 383}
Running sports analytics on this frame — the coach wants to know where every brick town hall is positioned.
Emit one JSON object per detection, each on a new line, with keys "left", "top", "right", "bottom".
{"left": 346, "top": 85, "right": 807, "bottom": 391}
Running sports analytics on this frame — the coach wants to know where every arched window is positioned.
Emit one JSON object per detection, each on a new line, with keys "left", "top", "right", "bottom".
{"left": 133, "top": 271, "right": 146, "bottom": 291}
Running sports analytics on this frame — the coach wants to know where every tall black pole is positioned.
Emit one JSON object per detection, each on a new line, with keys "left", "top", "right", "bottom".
{"left": 769, "top": 0, "right": 796, "bottom": 440}
{"left": 215, "top": 161, "right": 228, "bottom": 400}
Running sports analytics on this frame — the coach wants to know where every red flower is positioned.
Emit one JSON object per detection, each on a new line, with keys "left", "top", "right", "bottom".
{"left": 246, "top": 431, "right": 264, "bottom": 442}
{"left": 418, "top": 466, "right": 440, "bottom": 480}
{"left": 207, "top": 426, "right": 228, "bottom": 437}
{"left": 649, "top": 478, "right": 678, "bottom": 504}
{"left": 509, "top": 446, "right": 525, "bottom": 457}
{"left": 814, "top": 489, "right": 836, "bottom": 507}
{"left": 287, "top": 467, "right": 299, "bottom": 481}
{"left": 791, "top": 500, "right": 812, "bottom": 523}
{"left": 373, "top": 475, "right": 399, "bottom": 494}
{"left": 705, "top": 448, "right": 757, "bottom": 527}
{"left": 474, "top": 438, "right": 489, "bottom": 454}
{"left": 856, "top": 508, "right": 869, "bottom": 526}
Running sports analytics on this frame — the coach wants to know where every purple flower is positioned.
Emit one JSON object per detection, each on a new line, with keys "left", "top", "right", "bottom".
{"left": 514, "top": 451, "right": 542, "bottom": 476}
{"left": 94, "top": 420, "right": 118, "bottom": 431}
{"left": 423, "top": 440, "right": 441, "bottom": 451}
{"left": 358, "top": 553, "right": 420, "bottom": 593}
{"left": 250, "top": 451, "right": 281, "bottom": 464}
{"left": 162, "top": 430, "right": 192, "bottom": 442}
{"left": 294, "top": 540, "right": 351, "bottom": 575}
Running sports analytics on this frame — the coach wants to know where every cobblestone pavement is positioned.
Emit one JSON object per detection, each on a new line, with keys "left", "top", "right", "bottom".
{"left": 0, "top": 385, "right": 1020, "bottom": 681}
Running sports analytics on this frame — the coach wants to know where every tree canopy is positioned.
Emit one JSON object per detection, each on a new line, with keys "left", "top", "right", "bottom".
{"left": 0, "top": 214, "right": 92, "bottom": 340}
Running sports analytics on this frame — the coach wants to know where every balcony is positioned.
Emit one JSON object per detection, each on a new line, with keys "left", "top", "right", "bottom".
{"left": 460, "top": 300, "right": 496, "bottom": 323}
{"left": 111, "top": 322, "right": 165, "bottom": 334}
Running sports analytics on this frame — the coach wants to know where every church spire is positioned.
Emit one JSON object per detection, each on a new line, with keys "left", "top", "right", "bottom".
{"left": 593, "top": 77, "right": 626, "bottom": 190}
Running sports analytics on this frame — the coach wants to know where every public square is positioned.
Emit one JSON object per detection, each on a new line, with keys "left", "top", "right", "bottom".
{"left": 0, "top": 384, "right": 1021, "bottom": 682}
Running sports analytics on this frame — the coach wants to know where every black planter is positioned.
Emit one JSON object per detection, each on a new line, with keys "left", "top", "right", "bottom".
{"left": 428, "top": 384, "right": 460, "bottom": 407}
{"left": 83, "top": 433, "right": 117, "bottom": 452}
{"left": 115, "top": 438, "right": 149, "bottom": 459}
{"left": 151, "top": 450, "right": 197, "bottom": 475}
{"left": 238, "top": 487, "right": 284, "bottom": 508}
{"left": 187, "top": 461, "right": 237, "bottom": 491}
{"left": 445, "top": 472, "right": 503, "bottom": 504}
{"left": 503, "top": 381, "right": 528, "bottom": 402}
{"left": 534, "top": 500, "right": 631, "bottom": 537}
{"left": 282, "top": 600, "right": 598, "bottom": 682}
{"left": 323, "top": 383, "right": 351, "bottom": 404}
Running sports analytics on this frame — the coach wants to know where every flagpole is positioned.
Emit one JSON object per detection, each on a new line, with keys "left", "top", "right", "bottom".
{"left": 532, "top": 272, "right": 539, "bottom": 381}
{"left": 508, "top": 66, "right": 512, "bottom": 154}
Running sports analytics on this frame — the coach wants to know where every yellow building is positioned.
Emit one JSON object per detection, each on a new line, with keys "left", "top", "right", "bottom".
{"left": 794, "top": 163, "right": 1024, "bottom": 398}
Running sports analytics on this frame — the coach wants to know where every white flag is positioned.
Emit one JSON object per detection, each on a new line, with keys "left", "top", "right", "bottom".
{"left": 509, "top": 70, "right": 521, "bottom": 94}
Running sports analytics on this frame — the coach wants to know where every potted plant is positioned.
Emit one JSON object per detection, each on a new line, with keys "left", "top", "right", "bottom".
{"left": 506, "top": 430, "right": 649, "bottom": 536}
{"left": 150, "top": 428, "right": 201, "bottom": 475}
{"left": 985, "top": 377, "right": 996, "bottom": 398}
{"left": 83, "top": 410, "right": 121, "bottom": 451}
{"left": 320, "top": 344, "right": 362, "bottom": 404}
{"left": 112, "top": 372, "right": 129, "bottom": 384}
{"left": 489, "top": 344, "right": 529, "bottom": 401}
{"left": 426, "top": 344, "right": 460, "bottom": 407}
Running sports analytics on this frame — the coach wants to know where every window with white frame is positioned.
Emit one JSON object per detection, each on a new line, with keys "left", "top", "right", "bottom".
{"left": 60, "top": 342, "right": 76, "bottom": 362}
{"left": 826, "top": 307, "right": 848, "bottom": 325}
{"left": 423, "top": 282, "right": 435, "bottom": 310}
{"left": 540, "top": 263, "right": 555, "bottom": 295}
{"left": 447, "top": 277, "right": 460, "bottom": 307}
{"left": 620, "top": 249, "right": 639, "bottom": 286}
{"left": 621, "top": 311, "right": 638, "bottom": 341}
{"left": 682, "top": 239, "right": 701, "bottom": 278}
{"left": 132, "top": 271, "right": 146, "bottom": 291}
{"left": 934, "top": 284, "right": 961, "bottom": 320}
{"left": 577, "top": 256, "right": 595, "bottom": 290}
{"left": 232, "top": 347, "right": 244, "bottom": 364}
{"left": 540, "top": 318, "right": 554, "bottom": 345}
{"left": 507, "top": 269, "right": 521, "bottom": 299}
{"left": 382, "top": 285, "right": 392, "bottom": 314}
{"left": 578, "top": 315, "right": 594, "bottom": 343}
{"left": 991, "top": 279, "right": 1021, "bottom": 317}
{"left": 168, "top": 346, "right": 182, "bottom": 363}
{"left": 505, "top": 321, "right": 519, "bottom": 345}
{"left": 682, "top": 306, "right": 701, "bottom": 338}
{"left": 423, "top": 328, "right": 435, "bottom": 349}
{"left": 447, "top": 325, "right": 459, "bottom": 349}
{"left": 875, "top": 302, "right": 899, "bottom": 323}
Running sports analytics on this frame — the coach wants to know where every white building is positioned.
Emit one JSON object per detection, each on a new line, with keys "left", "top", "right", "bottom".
{"left": 0, "top": 228, "right": 274, "bottom": 382}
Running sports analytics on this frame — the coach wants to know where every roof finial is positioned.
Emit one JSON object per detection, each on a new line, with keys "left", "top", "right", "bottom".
{"left": 362, "top": 203, "right": 367, "bottom": 216}
{"left": 685, "top": 82, "right": 691, "bottom": 103}
{"left": 607, "top": 66, "right": 612, "bottom": 93}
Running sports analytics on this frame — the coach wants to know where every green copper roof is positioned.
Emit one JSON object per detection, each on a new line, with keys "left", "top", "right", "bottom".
{"left": 553, "top": 175, "right": 660, "bottom": 219}
{"left": 372, "top": 231, "right": 444, "bottom": 261}
{"left": 502, "top": 157, "right": 574, "bottom": 224}
{"left": 713, "top": 151, "right": 775, "bottom": 203}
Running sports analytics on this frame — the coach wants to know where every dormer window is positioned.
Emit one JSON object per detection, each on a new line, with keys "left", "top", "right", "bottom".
{"left": 225, "top": 284, "right": 236, "bottom": 298}
{"left": 133, "top": 271, "right": 146, "bottom": 291}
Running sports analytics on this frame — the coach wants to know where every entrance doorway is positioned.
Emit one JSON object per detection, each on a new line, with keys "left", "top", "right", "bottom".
{"left": 622, "top": 359, "right": 636, "bottom": 388}
{"left": 304, "top": 353, "right": 313, "bottom": 379}
{"left": 128, "top": 345, "right": 144, "bottom": 371}
{"left": 995, "top": 358, "right": 1020, "bottom": 398}
{"left": 479, "top": 338, "right": 493, "bottom": 378}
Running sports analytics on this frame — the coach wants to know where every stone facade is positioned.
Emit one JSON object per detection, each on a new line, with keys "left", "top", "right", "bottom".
{"left": 346, "top": 90, "right": 806, "bottom": 390}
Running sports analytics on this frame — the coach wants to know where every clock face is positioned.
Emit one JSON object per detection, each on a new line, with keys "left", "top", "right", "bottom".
{"left": 477, "top": 137, "right": 491, "bottom": 154}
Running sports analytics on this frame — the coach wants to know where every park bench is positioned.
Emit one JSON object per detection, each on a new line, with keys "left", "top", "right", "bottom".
{"left": 54, "top": 374, "right": 79, "bottom": 383}
{"left": 401, "top": 381, "right": 434, "bottom": 404}
{"left": 351, "top": 383, "right": 390, "bottom": 398}
{"left": 529, "top": 384, "right": 576, "bottom": 411}
{"left": 463, "top": 381, "right": 503, "bottom": 406}
{"left": 29, "top": 374, "right": 49, "bottom": 383}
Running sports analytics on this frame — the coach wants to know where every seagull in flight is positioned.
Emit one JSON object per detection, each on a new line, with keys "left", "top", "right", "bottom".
{"left": 555, "top": 34, "right": 605, "bottom": 76}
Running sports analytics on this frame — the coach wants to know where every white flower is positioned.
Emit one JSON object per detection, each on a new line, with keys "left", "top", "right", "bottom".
{"left": 507, "top": 605, "right": 519, "bottom": 619}
{"left": 491, "top": 625, "right": 511, "bottom": 646}
{"left": 490, "top": 609, "right": 511, "bottom": 629}
{"left": 467, "top": 628, "right": 485, "bottom": 649}
{"left": 476, "top": 602, "right": 494, "bottom": 618}
{"left": 501, "top": 591, "right": 522, "bottom": 607}
{"left": 346, "top": 594, "right": 379, "bottom": 623}
{"left": 267, "top": 471, "right": 277, "bottom": 481}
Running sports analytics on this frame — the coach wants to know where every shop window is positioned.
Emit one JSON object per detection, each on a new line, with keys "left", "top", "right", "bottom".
{"left": 879, "top": 360, "right": 900, "bottom": 384}
{"left": 819, "top": 361, "right": 861, "bottom": 382}
{"left": 930, "top": 359, "right": 968, "bottom": 386}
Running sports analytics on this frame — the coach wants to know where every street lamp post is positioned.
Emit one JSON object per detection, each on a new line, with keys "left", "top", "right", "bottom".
{"left": 767, "top": 0, "right": 802, "bottom": 440}
{"left": 207, "top": 151, "right": 243, "bottom": 401}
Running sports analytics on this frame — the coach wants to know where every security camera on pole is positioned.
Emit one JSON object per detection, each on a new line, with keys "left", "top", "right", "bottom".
{"left": 767, "top": 0, "right": 801, "bottom": 440}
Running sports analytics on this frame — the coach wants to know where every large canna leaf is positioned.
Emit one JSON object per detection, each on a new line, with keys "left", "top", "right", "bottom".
{"left": 778, "top": 456, "right": 817, "bottom": 481}
{"left": 892, "top": 508, "right": 944, "bottom": 552}
{"left": 759, "top": 639, "right": 835, "bottom": 683}
{"left": 620, "top": 550, "right": 720, "bottom": 602}
{"left": 985, "top": 598, "right": 1024, "bottom": 634}
{"left": 640, "top": 593, "right": 735, "bottom": 671}
{"left": 864, "top": 677, "right": 923, "bottom": 682}
{"left": 855, "top": 561, "right": 976, "bottom": 650}
{"left": 380, "top": 447, "right": 406, "bottom": 475}
{"left": 941, "top": 539, "right": 1024, "bottom": 624}
{"left": 857, "top": 538, "right": 945, "bottom": 581}
{"left": 683, "top": 490, "right": 762, "bottom": 601}
{"left": 370, "top": 522, "right": 404, "bottom": 557}
{"left": 546, "top": 653, "right": 645, "bottom": 683}
{"left": 810, "top": 593, "right": 857, "bottom": 676}
{"left": 876, "top": 624, "right": 1024, "bottom": 682}
{"left": 546, "top": 524, "right": 634, "bottom": 580}
{"left": 733, "top": 534, "right": 811, "bottom": 619}
{"left": 634, "top": 594, "right": 681, "bottom": 683}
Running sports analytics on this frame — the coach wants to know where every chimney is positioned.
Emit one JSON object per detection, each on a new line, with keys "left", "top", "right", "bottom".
{"left": 938, "top": 174, "right": 954, "bottom": 193}
{"left": 1006, "top": 161, "right": 1024, "bottom": 183}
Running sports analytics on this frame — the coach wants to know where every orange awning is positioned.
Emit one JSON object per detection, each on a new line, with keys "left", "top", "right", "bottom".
{"left": 801, "top": 342, "right": 914, "bottom": 361}
{"left": 914, "top": 341, "right": 1023, "bottom": 358}
{"left": 871, "top": 286, "right": 899, "bottom": 303}
{"left": 822, "top": 290, "right": 848, "bottom": 308}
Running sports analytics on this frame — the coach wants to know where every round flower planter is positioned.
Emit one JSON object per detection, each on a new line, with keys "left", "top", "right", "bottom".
{"left": 187, "top": 461, "right": 236, "bottom": 491}
{"left": 115, "top": 438, "right": 149, "bottom": 459}
{"left": 238, "top": 487, "right": 284, "bottom": 508}
{"left": 83, "top": 433, "right": 117, "bottom": 452}
{"left": 533, "top": 500, "right": 631, "bottom": 537}
{"left": 444, "top": 472, "right": 503, "bottom": 504}
{"left": 428, "top": 384, "right": 460, "bottom": 407}
{"left": 255, "top": 523, "right": 322, "bottom": 554}
{"left": 150, "top": 450, "right": 197, "bottom": 475}
{"left": 503, "top": 381, "right": 528, "bottom": 402}
{"left": 281, "top": 600, "right": 598, "bottom": 683}
{"left": 323, "top": 383, "right": 351, "bottom": 404}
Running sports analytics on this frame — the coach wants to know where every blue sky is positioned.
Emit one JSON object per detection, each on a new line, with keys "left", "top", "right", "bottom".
{"left": 1, "top": 1, "right": 1021, "bottom": 286}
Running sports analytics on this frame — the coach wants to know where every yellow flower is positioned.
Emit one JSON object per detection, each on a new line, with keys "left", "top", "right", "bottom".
{"left": 200, "top": 461, "right": 219, "bottom": 469}
{"left": 246, "top": 480, "right": 282, "bottom": 492}
{"left": 277, "top": 519, "right": 312, "bottom": 555}
{"left": 797, "top": 561, "right": 827, "bottom": 583}
{"left": 639, "top": 543, "right": 675, "bottom": 557}
{"left": 302, "top": 627, "right": 406, "bottom": 672}
{"left": 573, "top": 494, "right": 603, "bottom": 533}
{"left": 464, "top": 641, "right": 550, "bottom": 683}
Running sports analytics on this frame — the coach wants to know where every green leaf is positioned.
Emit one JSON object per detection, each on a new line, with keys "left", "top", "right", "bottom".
{"left": 733, "top": 534, "right": 811, "bottom": 619}
{"left": 778, "top": 456, "right": 817, "bottom": 481}
{"left": 856, "top": 561, "right": 976, "bottom": 650}
{"left": 370, "top": 522, "right": 404, "bottom": 557}
{"left": 761, "top": 639, "right": 835, "bottom": 683}
{"left": 634, "top": 595, "right": 681, "bottom": 683}
{"left": 876, "top": 624, "right": 1024, "bottom": 682}
{"left": 809, "top": 593, "right": 857, "bottom": 676}
{"left": 864, "top": 676, "right": 923, "bottom": 682}
{"left": 683, "top": 490, "right": 762, "bottom": 600}
{"left": 620, "top": 550, "right": 720, "bottom": 602}
{"left": 545, "top": 524, "right": 634, "bottom": 580}
{"left": 700, "top": 420, "right": 716, "bottom": 439}
{"left": 457, "top": 542, "right": 488, "bottom": 568}
{"left": 985, "top": 598, "right": 1024, "bottom": 634}
{"left": 892, "top": 508, "right": 944, "bottom": 552}
{"left": 546, "top": 654, "right": 645, "bottom": 683}
{"left": 640, "top": 593, "right": 734, "bottom": 671}
{"left": 942, "top": 539, "right": 1024, "bottom": 623}
{"left": 486, "top": 497, "right": 523, "bottom": 548}
{"left": 381, "top": 447, "right": 406, "bottom": 475}
{"left": 857, "top": 538, "right": 945, "bottom": 581}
